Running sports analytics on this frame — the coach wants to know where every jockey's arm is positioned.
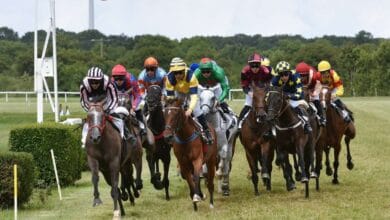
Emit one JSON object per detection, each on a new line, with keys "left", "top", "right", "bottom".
{"left": 215, "top": 68, "right": 229, "bottom": 102}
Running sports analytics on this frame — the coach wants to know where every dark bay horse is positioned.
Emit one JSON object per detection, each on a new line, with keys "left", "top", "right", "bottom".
{"left": 85, "top": 99, "right": 134, "bottom": 218}
{"left": 144, "top": 85, "right": 172, "bottom": 200}
{"left": 302, "top": 86, "right": 324, "bottom": 190}
{"left": 239, "top": 82, "right": 274, "bottom": 196}
{"left": 117, "top": 92, "right": 144, "bottom": 192}
{"left": 163, "top": 98, "right": 217, "bottom": 211}
{"left": 265, "top": 86, "right": 314, "bottom": 198}
{"left": 318, "top": 87, "right": 356, "bottom": 184}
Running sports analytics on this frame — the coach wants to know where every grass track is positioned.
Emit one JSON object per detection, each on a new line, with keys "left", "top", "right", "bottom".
{"left": 1, "top": 97, "right": 390, "bottom": 219}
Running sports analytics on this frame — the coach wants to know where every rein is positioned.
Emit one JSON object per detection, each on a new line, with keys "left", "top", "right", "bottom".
{"left": 267, "top": 90, "right": 302, "bottom": 131}
{"left": 88, "top": 104, "right": 106, "bottom": 134}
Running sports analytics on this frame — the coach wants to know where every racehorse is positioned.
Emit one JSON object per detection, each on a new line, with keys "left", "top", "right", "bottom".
{"left": 239, "top": 82, "right": 274, "bottom": 196}
{"left": 163, "top": 98, "right": 217, "bottom": 211}
{"left": 117, "top": 92, "right": 144, "bottom": 191}
{"left": 301, "top": 86, "right": 324, "bottom": 190}
{"left": 144, "top": 85, "right": 172, "bottom": 200}
{"left": 85, "top": 98, "right": 134, "bottom": 218}
{"left": 198, "top": 84, "right": 239, "bottom": 196}
{"left": 265, "top": 86, "right": 314, "bottom": 198}
{"left": 318, "top": 87, "right": 356, "bottom": 184}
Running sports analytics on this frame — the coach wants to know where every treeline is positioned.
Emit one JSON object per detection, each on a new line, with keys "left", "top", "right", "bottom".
{"left": 0, "top": 26, "right": 389, "bottom": 96}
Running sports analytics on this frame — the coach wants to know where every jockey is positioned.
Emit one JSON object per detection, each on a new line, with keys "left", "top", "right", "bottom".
{"left": 295, "top": 61, "right": 326, "bottom": 126}
{"left": 238, "top": 53, "right": 272, "bottom": 129}
{"left": 80, "top": 67, "right": 135, "bottom": 148}
{"left": 111, "top": 64, "right": 146, "bottom": 137}
{"left": 317, "top": 60, "right": 352, "bottom": 123}
{"left": 165, "top": 57, "right": 214, "bottom": 145}
{"left": 194, "top": 57, "right": 233, "bottom": 115}
{"left": 272, "top": 61, "right": 313, "bottom": 133}
{"left": 138, "top": 56, "right": 167, "bottom": 112}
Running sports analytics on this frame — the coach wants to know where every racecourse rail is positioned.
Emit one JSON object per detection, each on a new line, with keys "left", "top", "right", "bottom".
{"left": 0, "top": 89, "right": 246, "bottom": 102}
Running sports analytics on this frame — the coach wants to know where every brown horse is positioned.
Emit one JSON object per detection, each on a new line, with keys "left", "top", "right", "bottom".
{"left": 117, "top": 92, "right": 144, "bottom": 191}
{"left": 163, "top": 98, "right": 217, "bottom": 211}
{"left": 239, "top": 82, "right": 274, "bottom": 196}
{"left": 144, "top": 85, "right": 172, "bottom": 200}
{"left": 85, "top": 99, "right": 134, "bottom": 218}
{"left": 265, "top": 86, "right": 314, "bottom": 198}
{"left": 317, "top": 87, "right": 356, "bottom": 184}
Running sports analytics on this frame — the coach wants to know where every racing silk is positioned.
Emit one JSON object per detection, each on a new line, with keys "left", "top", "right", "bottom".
{"left": 318, "top": 69, "right": 344, "bottom": 96}
{"left": 271, "top": 72, "right": 304, "bottom": 100}
{"left": 194, "top": 62, "right": 230, "bottom": 102}
{"left": 138, "top": 67, "right": 167, "bottom": 95}
{"left": 241, "top": 65, "right": 271, "bottom": 93}
{"left": 166, "top": 68, "right": 199, "bottom": 111}
{"left": 80, "top": 75, "right": 118, "bottom": 113}
{"left": 111, "top": 72, "right": 141, "bottom": 110}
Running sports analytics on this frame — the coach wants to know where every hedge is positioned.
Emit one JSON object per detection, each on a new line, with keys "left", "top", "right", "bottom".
{"left": 0, "top": 152, "right": 36, "bottom": 209}
{"left": 8, "top": 123, "right": 85, "bottom": 187}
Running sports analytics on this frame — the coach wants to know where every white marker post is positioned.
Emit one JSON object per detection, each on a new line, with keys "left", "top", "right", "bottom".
{"left": 14, "top": 164, "right": 17, "bottom": 220}
{"left": 50, "top": 149, "right": 62, "bottom": 200}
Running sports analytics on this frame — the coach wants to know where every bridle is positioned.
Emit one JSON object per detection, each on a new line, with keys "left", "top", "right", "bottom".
{"left": 88, "top": 103, "right": 106, "bottom": 134}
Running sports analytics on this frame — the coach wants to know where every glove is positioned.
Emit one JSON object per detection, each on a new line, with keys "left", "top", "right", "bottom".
{"left": 185, "top": 109, "right": 193, "bottom": 117}
{"left": 243, "top": 87, "right": 250, "bottom": 94}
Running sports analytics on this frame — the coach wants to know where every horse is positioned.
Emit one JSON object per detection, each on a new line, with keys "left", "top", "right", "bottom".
{"left": 85, "top": 98, "right": 134, "bottom": 218}
{"left": 317, "top": 87, "right": 356, "bottom": 184}
{"left": 198, "top": 84, "right": 239, "bottom": 196}
{"left": 117, "top": 92, "right": 144, "bottom": 192}
{"left": 265, "top": 86, "right": 314, "bottom": 198}
{"left": 144, "top": 85, "right": 172, "bottom": 200}
{"left": 300, "top": 86, "right": 324, "bottom": 190}
{"left": 239, "top": 82, "right": 274, "bottom": 196}
{"left": 163, "top": 98, "right": 217, "bottom": 211}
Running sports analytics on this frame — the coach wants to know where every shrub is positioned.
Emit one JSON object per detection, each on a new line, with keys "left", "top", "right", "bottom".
{"left": 0, "top": 152, "right": 36, "bottom": 209}
{"left": 8, "top": 123, "right": 84, "bottom": 187}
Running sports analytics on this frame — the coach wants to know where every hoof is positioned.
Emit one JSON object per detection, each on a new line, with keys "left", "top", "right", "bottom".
{"left": 209, "top": 204, "right": 214, "bottom": 209}
{"left": 93, "top": 198, "right": 103, "bottom": 207}
{"left": 286, "top": 183, "right": 296, "bottom": 191}
{"left": 222, "top": 185, "right": 230, "bottom": 196}
{"left": 134, "top": 190, "right": 140, "bottom": 198}
{"left": 121, "top": 192, "right": 128, "bottom": 201}
{"left": 262, "top": 173, "right": 270, "bottom": 179}
{"left": 135, "top": 179, "right": 143, "bottom": 190}
{"left": 310, "top": 171, "right": 318, "bottom": 178}
{"left": 347, "top": 162, "right": 354, "bottom": 170}
{"left": 193, "top": 194, "right": 202, "bottom": 202}
{"left": 301, "top": 177, "right": 309, "bottom": 183}
{"left": 113, "top": 210, "right": 120, "bottom": 218}
{"left": 332, "top": 179, "right": 339, "bottom": 184}
{"left": 326, "top": 167, "right": 333, "bottom": 176}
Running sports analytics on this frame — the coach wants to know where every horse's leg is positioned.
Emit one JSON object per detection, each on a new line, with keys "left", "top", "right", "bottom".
{"left": 345, "top": 124, "right": 355, "bottom": 170}
{"left": 245, "top": 148, "right": 260, "bottom": 196}
{"left": 87, "top": 157, "right": 102, "bottom": 207}
{"left": 146, "top": 148, "right": 163, "bottom": 190}
{"left": 292, "top": 153, "right": 302, "bottom": 181}
{"left": 314, "top": 144, "right": 324, "bottom": 191}
{"left": 260, "top": 142, "right": 272, "bottom": 191}
{"left": 181, "top": 162, "right": 197, "bottom": 210}
{"left": 280, "top": 151, "right": 296, "bottom": 191}
{"left": 109, "top": 160, "right": 123, "bottom": 217}
{"left": 206, "top": 154, "right": 216, "bottom": 209}
{"left": 135, "top": 154, "right": 143, "bottom": 191}
{"left": 162, "top": 152, "right": 171, "bottom": 200}
{"left": 332, "top": 143, "right": 341, "bottom": 184}
{"left": 192, "top": 157, "right": 203, "bottom": 203}
{"left": 324, "top": 146, "right": 333, "bottom": 176}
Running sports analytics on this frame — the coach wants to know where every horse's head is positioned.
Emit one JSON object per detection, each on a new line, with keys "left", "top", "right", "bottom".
{"left": 199, "top": 86, "right": 217, "bottom": 115}
{"left": 87, "top": 100, "right": 106, "bottom": 144}
{"left": 251, "top": 81, "right": 268, "bottom": 123}
{"left": 320, "top": 85, "right": 330, "bottom": 108}
{"left": 163, "top": 98, "right": 184, "bottom": 144}
{"left": 146, "top": 85, "right": 163, "bottom": 111}
{"left": 118, "top": 92, "right": 132, "bottom": 110}
{"left": 265, "top": 86, "right": 285, "bottom": 123}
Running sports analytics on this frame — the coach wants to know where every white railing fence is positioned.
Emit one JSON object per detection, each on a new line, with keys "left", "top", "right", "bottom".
{"left": 0, "top": 91, "right": 79, "bottom": 103}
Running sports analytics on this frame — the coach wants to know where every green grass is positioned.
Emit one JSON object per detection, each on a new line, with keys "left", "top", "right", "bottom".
{"left": 1, "top": 97, "right": 390, "bottom": 219}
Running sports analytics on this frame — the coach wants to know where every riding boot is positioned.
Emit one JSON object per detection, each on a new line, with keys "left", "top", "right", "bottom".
{"left": 220, "top": 101, "right": 233, "bottom": 115}
{"left": 238, "top": 105, "right": 251, "bottom": 130}
{"left": 295, "top": 106, "right": 312, "bottom": 134}
{"left": 313, "top": 100, "right": 326, "bottom": 127}
{"left": 334, "top": 99, "right": 351, "bottom": 123}
{"left": 135, "top": 109, "right": 147, "bottom": 136}
{"left": 197, "top": 114, "right": 214, "bottom": 145}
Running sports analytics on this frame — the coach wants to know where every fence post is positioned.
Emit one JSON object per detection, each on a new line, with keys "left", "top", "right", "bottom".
{"left": 25, "top": 93, "right": 28, "bottom": 103}
{"left": 64, "top": 92, "right": 67, "bottom": 103}
{"left": 6, "top": 92, "right": 8, "bottom": 102}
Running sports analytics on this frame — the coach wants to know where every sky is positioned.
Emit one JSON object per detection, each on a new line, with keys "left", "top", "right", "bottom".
{"left": 1, "top": 0, "right": 390, "bottom": 40}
